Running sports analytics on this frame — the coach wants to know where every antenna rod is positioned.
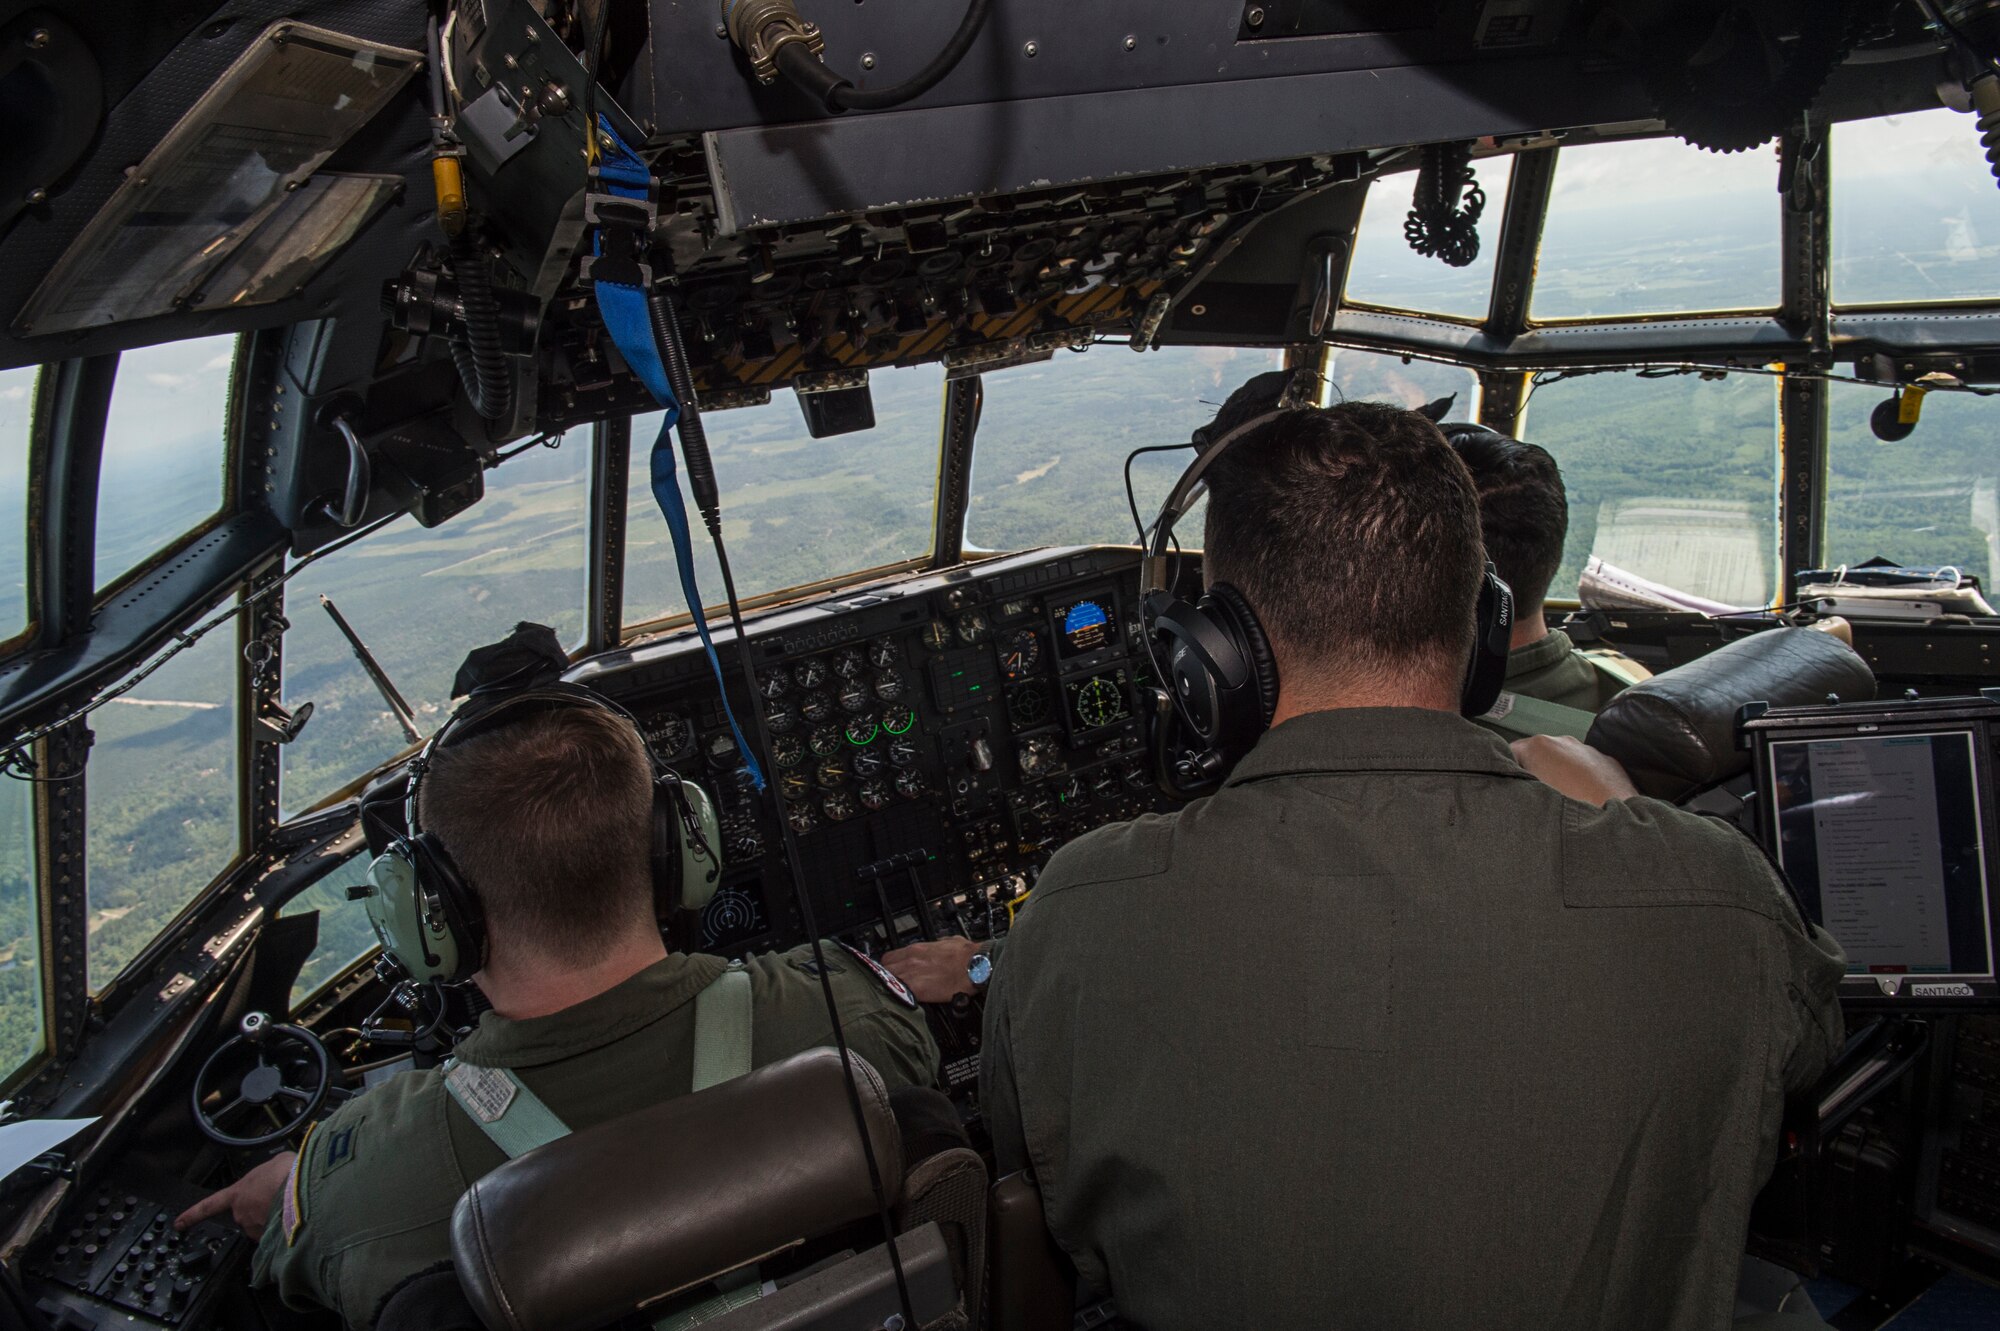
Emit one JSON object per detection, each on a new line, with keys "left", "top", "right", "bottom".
{"left": 318, "top": 595, "right": 422, "bottom": 743}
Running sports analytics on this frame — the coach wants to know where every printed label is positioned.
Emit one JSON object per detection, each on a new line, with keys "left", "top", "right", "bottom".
{"left": 446, "top": 1062, "right": 519, "bottom": 1123}
{"left": 1910, "top": 982, "right": 1975, "bottom": 998}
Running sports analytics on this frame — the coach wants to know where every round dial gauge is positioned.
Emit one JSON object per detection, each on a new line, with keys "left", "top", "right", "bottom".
{"left": 1018, "top": 737, "right": 1059, "bottom": 778}
{"left": 1094, "top": 769, "right": 1123, "bottom": 800}
{"left": 873, "top": 671, "right": 905, "bottom": 702}
{"left": 816, "top": 758, "right": 849, "bottom": 789}
{"left": 771, "top": 735, "right": 806, "bottom": 769}
{"left": 809, "top": 724, "right": 845, "bottom": 758}
{"left": 867, "top": 639, "right": 898, "bottom": 669}
{"left": 1122, "top": 759, "right": 1152, "bottom": 791}
{"left": 757, "top": 669, "right": 790, "bottom": 700}
{"left": 859, "top": 780, "right": 894, "bottom": 811}
{"left": 1000, "top": 629, "right": 1041, "bottom": 680}
{"left": 852, "top": 746, "right": 887, "bottom": 779}
{"left": 1074, "top": 676, "right": 1124, "bottom": 730}
{"left": 1058, "top": 775, "right": 1086, "bottom": 806}
{"left": 724, "top": 819, "right": 763, "bottom": 861}
{"left": 837, "top": 682, "right": 872, "bottom": 714}
{"left": 832, "top": 647, "right": 867, "bottom": 680}
{"left": 799, "top": 691, "right": 835, "bottom": 723}
{"left": 881, "top": 703, "right": 916, "bottom": 735}
{"left": 887, "top": 736, "right": 920, "bottom": 768}
{"left": 823, "top": 792, "right": 859, "bottom": 822}
{"left": 920, "top": 620, "right": 952, "bottom": 651}
{"left": 765, "top": 700, "right": 798, "bottom": 735}
{"left": 779, "top": 769, "right": 813, "bottom": 799}
{"left": 644, "top": 712, "right": 695, "bottom": 761}
{"left": 786, "top": 804, "right": 819, "bottom": 836}
{"left": 706, "top": 732, "right": 741, "bottom": 771}
{"left": 845, "top": 717, "right": 880, "bottom": 747}
{"left": 794, "top": 657, "right": 829, "bottom": 689}
{"left": 895, "top": 769, "right": 927, "bottom": 800}
{"left": 1007, "top": 682, "right": 1049, "bottom": 726}
{"left": 956, "top": 610, "right": 989, "bottom": 645}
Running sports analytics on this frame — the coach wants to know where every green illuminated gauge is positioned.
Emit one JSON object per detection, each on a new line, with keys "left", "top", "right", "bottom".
{"left": 1058, "top": 775, "right": 1085, "bottom": 806}
{"left": 799, "top": 691, "right": 835, "bottom": 723}
{"left": 816, "top": 758, "right": 849, "bottom": 789}
{"left": 956, "top": 610, "right": 990, "bottom": 645}
{"left": 853, "top": 746, "right": 888, "bottom": 779}
{"left": 780, "top": 769, "right": 813, "bottom": 799}
{"left": 867, "top": 639, "right": 898, "bottom": 669}
{"left": 832, "top": 647, "right": 867, "bottom": 680}
{"left": 882, "top": 704, "right": 916, "bottom": 735}
{"left": 873, "top": 670, "right": 905, "bottom": 702}
{"left": 795, "top": 657, "right": 829, "bottom": 689}
{"left": 765, "top": 700, "right": 798, "bottom": 735}
{"left": 809, "top": 725, "right": 845, "bottom": 758}
{"left": 895, "top": 769, "right": 927, "bottom": 800}
{"left": 644, "top": 712, "right": 695, "bottom": 761}
{"left": 772, "top": 735, "right": 806, "bottom": 769}
{"left": 846, "top": 717, "right": 880, "bottom": 747}
{"left": 787, "top": 803, "right": 819, "bottom": 836}
{"left": 887, "top": 736, "right": 920, "bottom": 768}
{"left": 920, "top": 620, "right": 952, "bottom": 651}
{"left": 838, "top": 682, "right": 872, "bottom": 714}
{"left": 859, "top": 779, "right": 894, "bottom": 811}
{"left": 823, "top": 791, "right": 859, "bottom": 822}
{"left": 757, "top": 669, "right": 790, "bottom": 700}
{"left": 1007, "top": 682, "right": 1049, "bottom": 726}
{"left": 1074, "top": 676, "right": 1125, "bottom": 730}
{"left": 1000, "top": 629, "right": 1041, "bottom": 680}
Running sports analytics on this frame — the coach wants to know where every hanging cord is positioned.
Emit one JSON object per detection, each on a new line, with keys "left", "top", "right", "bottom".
{"left": 1914, "top": 0, "right": 2000, "bottom": 192}
{"left": 445, "top": 229, "right": 516, "bottom": 423}
{"left": 1402, "top": 142, "right": 1487, "bottom": 268}
{"left": 770, "top": 0, "right": 991, "bottom": 113}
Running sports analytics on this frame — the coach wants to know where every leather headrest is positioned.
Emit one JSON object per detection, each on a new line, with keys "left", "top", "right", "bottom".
{"left": 1585, "top": 626, "right": 1876, "bottom": 802}
{"left": 451, "top": 1049, "right": 904, "bottom": 1331}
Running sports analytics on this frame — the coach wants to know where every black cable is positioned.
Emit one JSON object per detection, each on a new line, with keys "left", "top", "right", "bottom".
{"left": 648, "top": 286, "right": 918, "bottom": 1325}
{"left": 1402, "top": 142, "right": 1486, "bottom": 268}
{"left": 446, "top": 228, "right": 514, "bottom": 423}
{"left": 774, "top": 0, "right": 990, "bottom": 114}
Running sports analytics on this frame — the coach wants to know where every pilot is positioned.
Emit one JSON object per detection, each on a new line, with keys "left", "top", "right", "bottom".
{"left": 1443, "top": 425, "right": 1617, "bottom": 713}
{"left": 966, "top": 384, "right": 1847, "bottom": 1329}
{"left": 175, "top": 704, "right": 938, "bottom": 1329}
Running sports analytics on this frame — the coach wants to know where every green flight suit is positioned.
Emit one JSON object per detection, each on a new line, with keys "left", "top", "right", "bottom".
{"left": 981, "top": 707, "right": 1845, "bottom": 1331}
{"left": 1504, "top": 628, "right": 1607, "bottom": 712}
{"left": 253, "top": 946, "right": 938, "bottom": 1330}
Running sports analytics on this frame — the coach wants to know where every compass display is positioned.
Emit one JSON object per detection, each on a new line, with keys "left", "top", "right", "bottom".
{"left": 1053, "top": 595, "right": 1115, "bottom": 659}
{"left": 1064, "top": 669, "right": 1132, "bottom": 736}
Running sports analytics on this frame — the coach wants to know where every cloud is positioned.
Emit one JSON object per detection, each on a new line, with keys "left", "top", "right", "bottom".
{"left": 202, "top": 352, "right": 233, "bottom": 372}
{"left": 144, "top": 372, "right": 191, "bottom": 389}
{"left": 0, "top": 385, "right": 25, "bottom": 402}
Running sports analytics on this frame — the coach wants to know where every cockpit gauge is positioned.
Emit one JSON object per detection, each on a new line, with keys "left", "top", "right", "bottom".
{"left": 873, "top": 671, "right": 906, "bottom": 702}
{"left": 809, "top": 725, "right": 845, "bottom": 758}
{"left": 757, "top": 669, "right": 791, "bottom": 700}
{"left": 838, "top": 682, "right": 872, "bottom": 713}
{"left": 859, "top": 780, "right": 894, "bottom": 811}
{"left": 887, "top": 736, "right": 920, "bottom": 768}
{"left": 780, "top": 769, "right": 813, "bottom": 799}
{"left": 1018, "top": 736, "right": 1060, "bottom": 778}
{"left": 723, "top": 818, "right": 763, "bottom": 862}
{"left": 795, "top": 657, "right": 830, "bottom": 689}
{"left": 867, "top": 639, "right": 899, "bottom": 669}
{"left": 853, "top": 745, "right": 888, "bottom": 779}
{"left": 787, "top": 804, "right": 820, "bottom": 836}
{"left": 823, "top": 791, "right": 860, "bottom": 822}
{"left": 706, "top": 732, "right": 742, "bottom": 771}
{"left": 1095, "top": 768, "right": 1125, "bottom": 800}
{"left": 1000, "top": 629, "right": 1042, "bottom": 680}
{"left": 765, "top": 700, "right": 799, "bottom": 735}
{"left": 882, "top": 703, "right": 916, "bottom": 735}
{"left": 771, "top": 735, "right": 806, "bottom": 769}
{"left": 644, "top": 712, "right": 696, "bottom": 761}
{"left": 800, "top": 691, "right": 835, "bottom": 723}
{"left": 1007, "top": 682, "right": 1049, "bottom": 727}
{"left": 956, "top": 610, "right": 990, "bottom": 645}
{"left": 845, "top": 717, "right": 880, "bottom": 747}
{"left": 920, "top": 619, "right": 953, "bottom": 651}
{"left": 1071, "top": 675, "right": 1127, "bottom": 731}
{"left": 832, "top": 647, "right": 867, "bottom": 680}
{"left": 1122, "top": 759, "right": 1151, "bottom": 791}
{"left": 998, "top": 597, "right": 1036, "bottom": 621}
{"left": 895, "top": 769, "right": 928, "bottom": 800}
{"left": 1058, "top": 775, "right": 1086, "bottom": 806}
{"left": 816, "top": 758, "right": 849, "bottom": 789}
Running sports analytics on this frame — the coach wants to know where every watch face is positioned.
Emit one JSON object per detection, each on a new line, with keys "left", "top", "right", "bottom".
{"left": 968, "top": 952, "right": 994, "bottom": 986}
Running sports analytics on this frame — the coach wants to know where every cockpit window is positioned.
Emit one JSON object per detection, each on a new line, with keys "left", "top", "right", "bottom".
{"left": 1531, "top": 138, "right": 1780, "bottom": 321}
{"left": 0, "top": 769, "right": 45, "bottom": 1084}
{"left": 1518, "top": 370, "right": 1780, "bottom": 608}
{"left": 95, "top": 335, "right": 236, "bottom": 592}
{"left": 285, "top": 852, "right": 379, "bottom": 1009}
{"left": 623, "top": 362, "right": 946, "bottom": 627}
{"left": 1344, "top": 155, "right": 1515, "bottom": 322}
{"left": 1833, "top": 107, "right": 2000, "bottom": 306}
{"left": 1325, "top": 346, "right": 1480, "bottom": 420}
{"left": 1825, "top": 380, "right": 1996, "bottom": 586}
{"left": 280, "top": 433, "right": 591, "bottom": 816}
{"left": 86, "top": 613, "right": 240, "bottom": 989}
{"left": 963, "top": 345, "right": 1284, "bottom": 553}
{"left": 1, "top": 364, "right": 34, "bottom": 647}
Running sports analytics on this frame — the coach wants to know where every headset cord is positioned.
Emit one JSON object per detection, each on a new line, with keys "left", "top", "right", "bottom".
{"left": 648, "top": 287, "right": 919, "bottom": 1325}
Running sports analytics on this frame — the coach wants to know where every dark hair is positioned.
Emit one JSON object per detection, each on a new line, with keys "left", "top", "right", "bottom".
{"left": 420, "top": 707, "right": 656, "bottom": 963}
{"left": 1446, "top": 429, "right": 1568, "bottom": 608}
{"left": 1202, "top": 398, "right": 1485, "bottom": 687}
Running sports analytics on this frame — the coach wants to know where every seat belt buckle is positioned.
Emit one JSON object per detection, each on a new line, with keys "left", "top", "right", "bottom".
{"left": 581, "top": 172, "right": 658, "bottom": 289}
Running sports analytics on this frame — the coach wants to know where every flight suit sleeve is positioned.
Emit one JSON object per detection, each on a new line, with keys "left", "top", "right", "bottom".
{"left": 751, "top": 943, "right": 942, "bottom": 1091}
{"left": 249, "top": 1114, "right": 357, "bottom": 1328}
{"left": 979, "top": 939, "right": 1031, "bottom": 1179}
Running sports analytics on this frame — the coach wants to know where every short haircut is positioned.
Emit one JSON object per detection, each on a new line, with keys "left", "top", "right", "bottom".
{"left": 1201, "top": 397, "right": 1485, "bottom": 688}
{"left": 1447, "top": 430, "right": 1568, "bottom": 608}
{"left": 419, "top": 706, "right": 656, "bottom": 964}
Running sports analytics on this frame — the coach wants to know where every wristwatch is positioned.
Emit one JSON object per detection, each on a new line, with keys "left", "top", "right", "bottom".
{"left": 966, "top": 950, "right": 994, "bottom": 988}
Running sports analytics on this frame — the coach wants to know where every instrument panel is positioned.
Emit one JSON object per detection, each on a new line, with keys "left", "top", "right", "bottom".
{"left": 578, "top": 547, "right": 1179, "bottom": 960}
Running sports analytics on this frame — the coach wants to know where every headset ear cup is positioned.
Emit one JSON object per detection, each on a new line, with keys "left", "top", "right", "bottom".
{"left": 652, "top": 785, "right": 682, "bottom": 918}
{"left": 1460, "top": 565, "right": 1515, "bottom": 718}
{"left": 1204, "top": 582, "right": 1280, "bottom": 730}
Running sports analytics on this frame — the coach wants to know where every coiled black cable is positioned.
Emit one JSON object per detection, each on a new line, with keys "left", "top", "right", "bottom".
{"left": 1402, "top": 142, "right": 1487, "bottom": 269}
{"left": 446, "top": 229, "right": 514, "bottom": 423}
{"left": 774, "top": 0, "right": 991, "bottom": 113}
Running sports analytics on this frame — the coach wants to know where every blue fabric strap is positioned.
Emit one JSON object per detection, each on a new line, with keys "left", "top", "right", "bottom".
{"left": 590, "top": 119, "right": 764, "bottom": 790}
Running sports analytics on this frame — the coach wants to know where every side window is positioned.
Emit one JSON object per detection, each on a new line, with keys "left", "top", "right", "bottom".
{"left": 1518, "top": 372, "right": 1780, "bottom": 608}
{"left": 97, "top": 336, "right": 236, "bottom": 591}
{"left": 1343, "top": 155, "right": 1516, "bottom": 321}
{"left": 86, "top": 617, "right": 240, "bottom": 989}
{"left": 1, "top": 364, "right": 34, "bottom": 647}
{"left": 0, "top": 771, "right": 45, "bottom": 1083}
{"left": 281, "top": 434, "right": 591, "bottom": 815}
{"left": 1833, "top": 107, "right": 2000, "bottom": 305}
{"left": 1824, "top": 383, "right": 1995, "bottom": 585}
{"left": 285, "top": 854, "right": 379, "bottom": 1008}
{"left": 1327, "top": 347, "right": 1480, "bottom": 420}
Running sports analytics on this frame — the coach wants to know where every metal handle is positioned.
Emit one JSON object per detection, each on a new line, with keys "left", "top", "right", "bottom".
{"left": 324, "top": 415, "right": 372, "bottom": 528}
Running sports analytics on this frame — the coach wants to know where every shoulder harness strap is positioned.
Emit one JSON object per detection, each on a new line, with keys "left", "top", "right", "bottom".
{"left": 692, "top": 963, "right": 754, "bottom": 1092}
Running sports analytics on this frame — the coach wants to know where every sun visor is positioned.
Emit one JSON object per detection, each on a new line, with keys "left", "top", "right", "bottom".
{"left": 11, "top": 22, "right": 419, "bottom": 338}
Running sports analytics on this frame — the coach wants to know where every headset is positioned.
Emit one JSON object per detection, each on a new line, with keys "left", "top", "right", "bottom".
{"left": 357, "top": 683, "right": 722, "bottom": 986}
{"left": 1139, "top": 372, "right": 1515, "bottom": 795}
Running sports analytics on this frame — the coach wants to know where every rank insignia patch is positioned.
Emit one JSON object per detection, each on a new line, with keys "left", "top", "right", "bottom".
{"left": 837, "top": 941, "right": 918, "bottom": 1008}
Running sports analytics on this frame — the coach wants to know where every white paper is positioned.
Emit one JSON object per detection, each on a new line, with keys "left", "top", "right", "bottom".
{"left": 0, "top": 1117, "right": 98, "bottom": 1182}
{"left": 1808, "top": 738, "right": 1952, "bottom": 972}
